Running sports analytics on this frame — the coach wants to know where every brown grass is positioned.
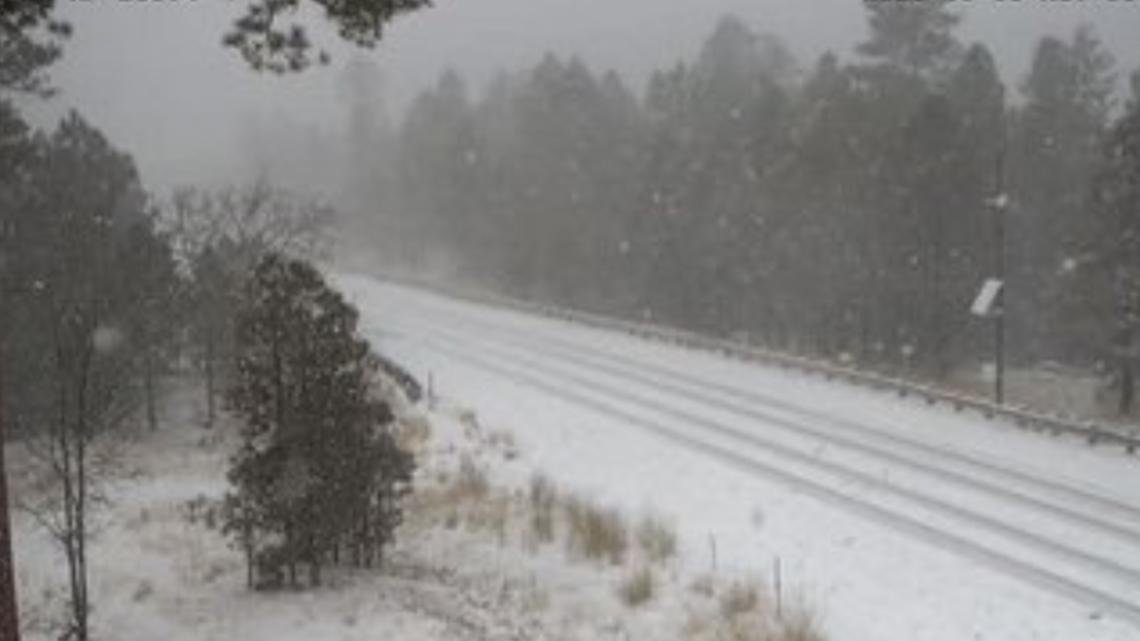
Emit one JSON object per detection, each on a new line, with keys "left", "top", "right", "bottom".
{"left": 528, "top": 474, "right": 559, "bottom": 544}
{"left": 682, "top": 577, "right": 826, "bottom": 641}
{"left": 636, "top": 514, "right": 677, "bottom": 563}
{"left": 487, "top": 429, "right": 516, "bottom": 450}
{"left": 520, "top": 575, "right": 551, "bottom": 613}
{"left": 564, "top": 496, "right": 628, "bottom": 565}
{"left": 395, "top": 414, "right": 433, "bottom": 452}
{"left": 719, "top": 580, "right": 761, "bottom": 619}
{"left": 464, "top": 494, "right": 512, "bottom": 545}
{"left": 618, "top": 566, "right": 656, "bottom": 608}
{"left": 405, "top": 452, "right": 490, "bottom": 531}
{"left": 453, "top": 454, "right": 489, "bottom": 500}
{"left": 779, "top": 606, "right": 825, "bottom": 641}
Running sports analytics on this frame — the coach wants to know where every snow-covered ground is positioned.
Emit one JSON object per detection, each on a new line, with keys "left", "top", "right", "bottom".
{"left": 12, "top": 378, "right": 812, "bottom": 641}
{"left": 8, "top": 384, "right": 556, "bottom": 641}
{"left": 11, "top": 387, "right": 462, "bottom": 641}
{"left": 336, "top": 274, "right": 1140, "bottom": 641}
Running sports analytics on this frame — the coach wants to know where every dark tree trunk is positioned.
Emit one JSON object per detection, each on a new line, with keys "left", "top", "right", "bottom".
{"left": 73, "top": 345, "right": 93, "bottom": 641}
{"left": 308, "top": 535, "right": 321, "bottom": 587}
{"left": 145, "top": 347, "right": 158, "bottom": 431}
{"left": 204, "top": 338, "right": 216, "bottom": 428}
{"left": 245, "top": 535, "right": 254, "bottom": 590}
{"left": 285, "top": 521, "right": 297, "bottom": 588}
{"left": 1120, "top": 357, "right": 1134, "bottom": 416}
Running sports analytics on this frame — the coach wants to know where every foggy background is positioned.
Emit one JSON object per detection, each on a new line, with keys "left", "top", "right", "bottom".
{"left": 17, "top": 0, "right": 1140, "bottom": 195}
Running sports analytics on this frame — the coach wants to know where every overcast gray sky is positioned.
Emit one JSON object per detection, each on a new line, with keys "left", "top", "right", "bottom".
{"left": 20, "top": 0, "right": 1140, "bottom": 194}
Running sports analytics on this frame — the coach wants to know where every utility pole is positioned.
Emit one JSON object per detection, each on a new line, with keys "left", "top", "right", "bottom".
{"left": 0, "top": 341, "right": 20, "bottom": 641}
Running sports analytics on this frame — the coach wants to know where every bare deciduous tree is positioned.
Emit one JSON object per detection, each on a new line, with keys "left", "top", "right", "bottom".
{"left": 167, "top": 181, "right": 336, "bottom": 427}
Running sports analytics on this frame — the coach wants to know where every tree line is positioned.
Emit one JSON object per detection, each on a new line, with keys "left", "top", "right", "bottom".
{"left": 375, "top": 6, "right": 1140, "bottom": 408}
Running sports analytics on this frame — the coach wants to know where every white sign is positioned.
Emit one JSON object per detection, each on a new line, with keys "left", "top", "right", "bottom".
{"left": 971, "top": 279, "right": 1004, "bottom": 317}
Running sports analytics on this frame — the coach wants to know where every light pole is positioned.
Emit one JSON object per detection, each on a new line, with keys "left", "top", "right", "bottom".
{"left": 989, "top": 151, "right": 1009, "bottom": 406}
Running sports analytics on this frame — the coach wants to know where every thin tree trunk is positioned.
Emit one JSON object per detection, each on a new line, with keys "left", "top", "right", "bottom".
{"left": 53, "top": 337, "right": 82, "bottom": 641}
{"left": 73, "top": 344, "right": 93, "bottom": 641}
{"left": 1119, "top": 324, "right": 1135, "bottom": 416}
{"left": 309, "top": 534, "right": 320, "bottom": 588}
{"left": 1120, "top": 358, "right": 1134, "bottom": 416}
{"left": 245, "top": 530, "right": 254, "bottom": 590}
{"left": 145, "top": 347, "right": 158, "bottom": 431}
{"left": 204, "top": 339, "right": 216, "bottom": 428}
{"left": 285, "top": 520, "right": 297, "bottom": 588}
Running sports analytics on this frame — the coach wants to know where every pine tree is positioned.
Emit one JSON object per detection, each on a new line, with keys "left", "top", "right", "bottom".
{"left": 769, "top": 52, "right": 867, "bottom": 358}
{"left": 397, "top": 68, "right": 481, "bottom": 269}
{"left": 635, "top": 16, "right": 794, "bottom": 338}
{"left": 224, "top": 254, "right": 414, "bottom": 589}
{"left": 1093, "top": 71, "right": 1140, "bottom": 413}
{"left": 857, "top": 2, "right": 962, "bottom": 81}
{"left": 1012, "top": 27, "right": 1116, "bottom": 364}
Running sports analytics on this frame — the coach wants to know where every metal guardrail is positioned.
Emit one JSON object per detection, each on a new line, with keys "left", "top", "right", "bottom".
{"left": 376, "top": 273, "right": 1140, "bottom": 455}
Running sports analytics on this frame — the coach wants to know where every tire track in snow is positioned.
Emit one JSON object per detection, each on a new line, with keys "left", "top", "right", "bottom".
{"left": 402, "top": 305, "right": 1140, "bottom": 545}
{"left": 404, "top": 321, "right": 1140, "bottom": 588}
{"left": 382, "top": 287, "right": 1140, "bottom": 532}
{"left": 376, "top": 322, "right": 1140, "bottom": 627}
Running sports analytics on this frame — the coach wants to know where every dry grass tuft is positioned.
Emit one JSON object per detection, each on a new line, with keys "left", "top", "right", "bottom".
{"left": 406, "top": 453, "right": 490, "bottom": 531}
{"left": 395, "top": 414, "right": 433, "bottom": 452}
{"left": 464, "top": 494, "right": 512, "bottom": 545}
{"left": 689, "top": 574, "right": 716, "bottom": 598}
{"left": 686, "top": 608, "right": 777, "bottom": 641}
{"left": 636, "top": 514, "right": 677, "bottom": 563}
{"left": 723, "top": 614, "right": 778, "bottom": 641}
{"left": 778, "top": 605, "right": 826, "bottom": 641}
{"left": 443, "top": 510, "right": 460, "bottom": 530}
{"left": 618, "top": 566, "right": 656, "bottom": 608}
{"left": 453, "top": 454, "right": 489, "bottom": 500}
{"left": 564, "top": 496, "right": 628, "bottom": 565}
{"left": 683, "top": 577, "right": 827, "bottom": 641}
{"left": 528, "top": 474, "right": 559, "bottom": 544}
{"left": 520, "top": 577, "right": 551, "bottom": 613}
{"left": 487, "top": 429, "right": 516, "bottom": 449}
{"left": 719, "top": 580, "right": 762, "bottom": 618}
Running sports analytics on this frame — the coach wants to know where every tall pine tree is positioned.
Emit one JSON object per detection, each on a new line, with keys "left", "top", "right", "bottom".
{"left": 225, "top": 254, "right": 413, "bottom": 589}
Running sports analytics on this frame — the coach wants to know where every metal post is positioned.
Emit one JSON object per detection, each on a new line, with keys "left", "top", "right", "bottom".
{"left": 0, "top": 342, "right": 20, "bottom": 641}
{"left": 773, "top": 556, "right": 783, "bottom": 620}
{"left": 994, "top": 151, "right": 1007, "bottom": 406}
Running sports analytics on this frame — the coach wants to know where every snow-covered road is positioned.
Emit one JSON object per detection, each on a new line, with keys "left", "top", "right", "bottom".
{"left": 339, "top": 274, "right": 1140, "bottom": 641}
